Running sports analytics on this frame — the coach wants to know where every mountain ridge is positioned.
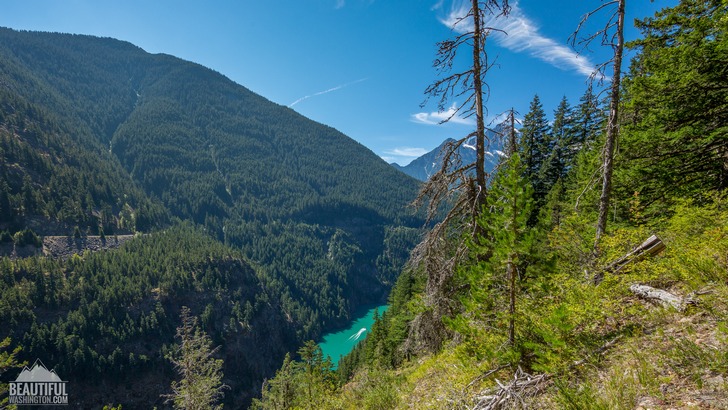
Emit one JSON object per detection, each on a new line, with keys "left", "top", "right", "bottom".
{"left": 0, "top": 26, "right": 423, "bottom": 408}
{"left": 392, "top": 131, "right": 504, "bottom": 181}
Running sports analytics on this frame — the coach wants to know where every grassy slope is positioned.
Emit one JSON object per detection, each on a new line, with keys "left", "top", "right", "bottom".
{"left": 319, "top": 198, "right": 728, "bottom": 409}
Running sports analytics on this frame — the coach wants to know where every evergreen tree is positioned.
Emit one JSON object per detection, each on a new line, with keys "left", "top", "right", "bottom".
{"left": 546, "top": 96, "right": 575, "bottom": 181}
{"left": 572, "top": 84, "right": 603, "bottom": 152}
{"left": 0, "top": 337, "right": 26, "bottom": 409}
{"left": 456, "top": 152, "right": 534, "bottom": 354}
{"left": 482, "top": 152, "right": 534, "bottom": 347}
{"left": 252, "top": 341, "right": 335, "bottom": 410}
{"left": 254, "top": 353, "right": 295, "bottom": 410}
{"left": 21, "top": 175, "right": 35, "bottom": 215}
{"left": 620, "top": 0, "right": 728, "bottom": 204}
{"left": 295, "top": 340, "right": 334, "bottom": 408}
{"left": 165, "top": 307, "right": 227, "bottom": 410}
{"left": 0, "top": 181, "right": 12, "bottom": 222}
{"left": 519, "top": 94, "right": 552, "bottom": 205}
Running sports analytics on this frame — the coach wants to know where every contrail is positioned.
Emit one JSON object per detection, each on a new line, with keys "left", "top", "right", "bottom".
{"left": 289, "top": 77, "right": 368, "bottom": 108}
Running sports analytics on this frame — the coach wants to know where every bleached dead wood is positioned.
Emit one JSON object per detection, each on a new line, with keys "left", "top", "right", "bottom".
{"left": 472, "top": 367, "right": 549, "bottom": 410}
{"left": 593, "top": 234, "right": 666, "bottom": 284}
{"left": 630, "top": 284, "right": 684, "bottom": 310}
{"left": 630, "top": 284, "right": 711, "bottom": 311}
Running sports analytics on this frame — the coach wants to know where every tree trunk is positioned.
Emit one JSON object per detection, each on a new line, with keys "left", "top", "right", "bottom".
{"left": 508, "top": 162, "right": 518, "bottom": 347}
{"left": 595, "top": 0, "right": 625, "bottom": 248}
{"left": 508, "top": 259, "right": 516, "bottom": 346}
{"left": 508, "top": 107, "right": 517, "bottom": 155}
{"left": 472, "top": 0, "right": 487, "bottom": 215}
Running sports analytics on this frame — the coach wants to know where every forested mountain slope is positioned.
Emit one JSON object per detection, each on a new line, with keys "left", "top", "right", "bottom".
{"left": 0, "top": 60, "right": 169, "bottom": 235}
{"left": 0, "top": 27, "right": 419, "bottom": 222}
{"left": 0, "top": 27, "right": 423, "bottom": 408}
{"left": 0, "top": 226, "right": 298, "bottom": 407}
{"left": 0, "top": 26, "right": 422, "bottom": 332}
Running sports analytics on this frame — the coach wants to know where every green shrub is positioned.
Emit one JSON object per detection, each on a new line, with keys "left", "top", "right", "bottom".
{"left": 13, "top": 228, "right": 41, "bottom": 247}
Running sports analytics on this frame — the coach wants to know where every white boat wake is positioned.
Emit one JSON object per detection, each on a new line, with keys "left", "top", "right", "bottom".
{"left": 347, "top": 328, "right": 367, "bottom": 341}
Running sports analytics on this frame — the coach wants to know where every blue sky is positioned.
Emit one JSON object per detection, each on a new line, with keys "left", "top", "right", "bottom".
{"left": 0, "top": 0, "right": 674, "bottom": 165}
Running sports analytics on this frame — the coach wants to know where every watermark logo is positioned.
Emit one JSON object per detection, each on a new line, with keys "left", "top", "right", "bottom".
{"left": 8, "top": 359, "right": 68, "bottom": 406}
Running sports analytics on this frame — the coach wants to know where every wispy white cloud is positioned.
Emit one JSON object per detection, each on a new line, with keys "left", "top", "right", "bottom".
{"left": 335, "top": 0, "right": 377, "bottom": 9}
{"left": 439, "top": 1, "right": 595, "bottom": 77}
{"left": 289, "top": 77, "right": 368, "bottom": 108}
{"left": 430, "top": 0, "right": 445, "bottom": 11}
{"left": 384, "top": 147, "right": 429, "bottom": 158}
{"left": 411, "top": 103, "right": 475, "bottom": 125}
{"left": 381, "top": 146, "right": 430, "bottom": 166}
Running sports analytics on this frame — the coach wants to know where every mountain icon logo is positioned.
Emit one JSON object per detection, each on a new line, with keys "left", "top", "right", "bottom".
{"left": 9, "top": 358, "right": 68, "bottom": 405}
{"left": 14, "top": 359, "right": 64, "bottom": 383}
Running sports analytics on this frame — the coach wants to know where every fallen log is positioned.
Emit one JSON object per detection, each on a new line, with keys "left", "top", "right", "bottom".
{"left": 593, "top": 234, "right": 666, "bottom": 284}
{"left": 629, "top": 284, "right": 713, "bottom": 311}
{"left": 629, "top": 284, "right": 685, "bottom": 311}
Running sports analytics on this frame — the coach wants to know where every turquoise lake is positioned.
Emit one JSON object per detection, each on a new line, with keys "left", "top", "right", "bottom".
{"left": 319, "top": 305, "right": 388, "bottom": 369}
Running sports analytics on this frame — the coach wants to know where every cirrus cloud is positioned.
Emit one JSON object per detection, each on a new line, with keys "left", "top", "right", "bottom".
{"left": 384, "top": 147, "right": 429, "bottom": 158}
{"left": 438, "top": 1, "right": 595, "bottom": 78}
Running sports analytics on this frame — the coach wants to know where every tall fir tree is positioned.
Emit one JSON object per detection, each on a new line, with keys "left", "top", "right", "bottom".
{"left": 519, "top": 94, "right": 552, "bottom": 208}
{"left": 462, "top": 151, "right": 534, "bottom": 351}
{"left": 572, "top": 84, "right": 604, "bottom": 151}
{"left": 254, "top": 353, "right": 296, "bottom": 410}
{"left": 543, "top": 96, "right": 575, "bottom": 186}
{"left": 165, "top": 307, "right": 227, "bottom": 410}
{"left": 295, "top": 340, "right": 334, "bottom": 408}
{"left": 0, "top": 337, "right": 26, "bottom": 408}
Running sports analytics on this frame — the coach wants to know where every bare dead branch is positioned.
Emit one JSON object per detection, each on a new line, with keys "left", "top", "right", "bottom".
{"left": 473, "top": 367, "right": 550, "bottom": 410}
{"left": 569, "top": 0, "right": 619, "bottom": 50}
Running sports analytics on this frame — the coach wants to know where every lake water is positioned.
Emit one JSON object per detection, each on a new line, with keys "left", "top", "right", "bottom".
{"left": 319, "top": 304, "right": 388, "bottom": 369}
